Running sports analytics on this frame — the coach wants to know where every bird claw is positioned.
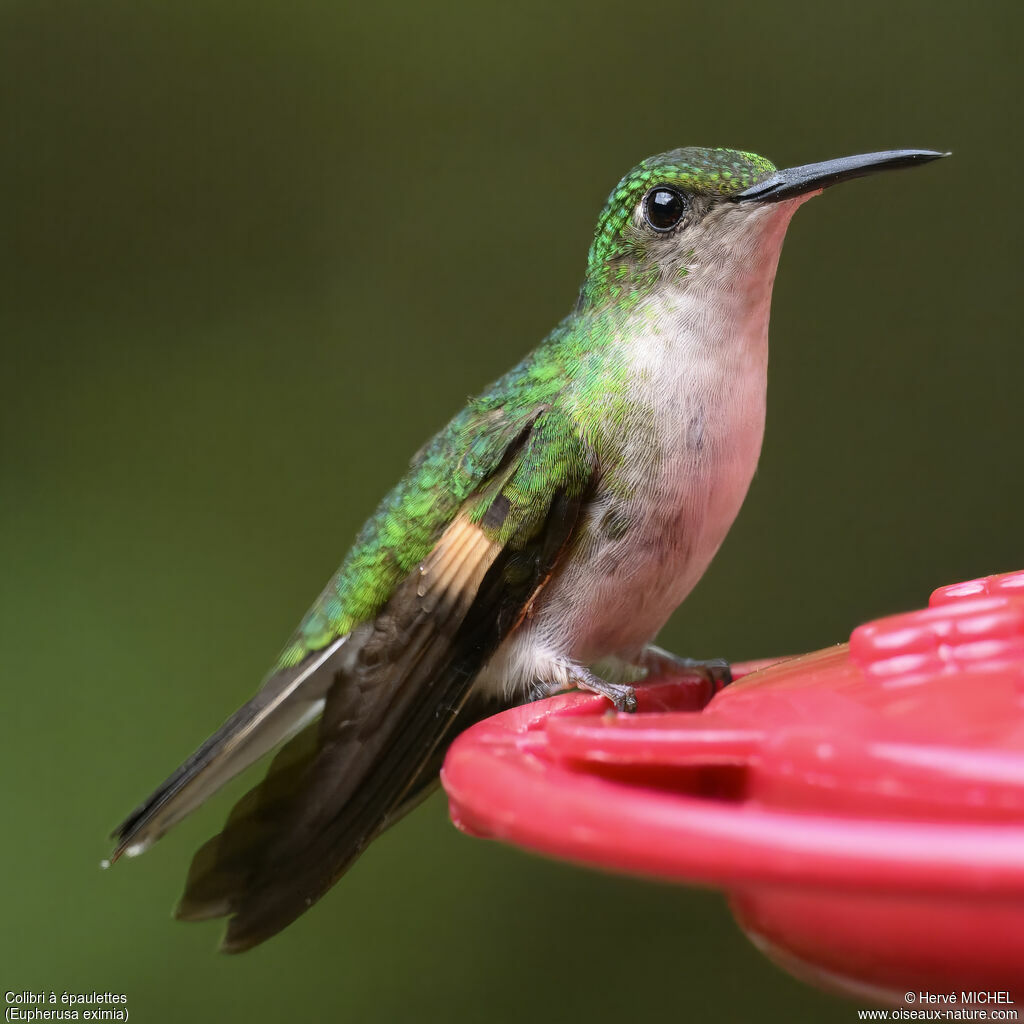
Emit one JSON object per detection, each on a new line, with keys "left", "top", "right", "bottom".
{"left": 607, "top": 684, "right": 637, "bottom": 713}
{"left": 570, "top": 668, "right": 637, "bottom": 713}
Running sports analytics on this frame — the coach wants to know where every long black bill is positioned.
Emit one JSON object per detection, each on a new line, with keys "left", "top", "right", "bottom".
{"left": 736, "top": 149, "right": 949, "bottom": 203}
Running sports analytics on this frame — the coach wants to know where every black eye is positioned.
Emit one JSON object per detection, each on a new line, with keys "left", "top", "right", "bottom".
{"left": 644, "top": 187, "right": 687, "bottom": 232}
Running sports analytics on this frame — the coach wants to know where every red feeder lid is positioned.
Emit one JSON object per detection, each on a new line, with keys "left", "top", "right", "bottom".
{"left": 442, "top": 570, "right": 1024, "bottom": 1003}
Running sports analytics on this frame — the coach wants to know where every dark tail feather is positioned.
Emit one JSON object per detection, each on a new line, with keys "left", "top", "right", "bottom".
{"left": 174, "top": 687, "right": 504, "bottom": 934}
{"left": 175, "top": 720, "right": 321, "bottom": 922}
{"left": 189, "top": 610, "right": 483, "bottom": 952}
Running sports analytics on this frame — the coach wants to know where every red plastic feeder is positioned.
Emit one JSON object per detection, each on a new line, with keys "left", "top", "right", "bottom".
{"left": 441, "top": 570, "right": 1024, "bottom": 1003}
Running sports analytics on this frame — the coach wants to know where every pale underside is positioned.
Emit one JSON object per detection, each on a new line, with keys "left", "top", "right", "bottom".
{"left": 478, "top": 196, "right": 807, "bottom": 699}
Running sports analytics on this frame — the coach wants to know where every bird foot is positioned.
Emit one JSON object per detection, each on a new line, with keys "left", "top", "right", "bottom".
{"left": 640, "top": 645, "right": 732, "bottom": 692}
{"left": 529, "top": 663, "right": 637, "bottom": 713}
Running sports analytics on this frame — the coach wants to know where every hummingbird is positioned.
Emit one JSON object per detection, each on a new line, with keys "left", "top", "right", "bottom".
{"left": 110, "top": 145, "right": 946, "bottom": 951}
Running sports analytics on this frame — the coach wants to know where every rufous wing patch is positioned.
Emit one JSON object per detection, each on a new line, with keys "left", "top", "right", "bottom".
{"left": 417, "top": 513, "right": 502, "bottom": 617}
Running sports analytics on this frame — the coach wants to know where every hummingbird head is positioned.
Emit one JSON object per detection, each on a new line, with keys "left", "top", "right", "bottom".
{"left": 581, "top": 146, "right": 947, "bottom": 311}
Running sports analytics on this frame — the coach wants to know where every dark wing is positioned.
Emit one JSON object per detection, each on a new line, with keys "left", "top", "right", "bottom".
{"left": 174, "top": 409, "right": 594, "bottom": 951}
{"left": 110, "top": 398, "right": 556, "bottom": 860}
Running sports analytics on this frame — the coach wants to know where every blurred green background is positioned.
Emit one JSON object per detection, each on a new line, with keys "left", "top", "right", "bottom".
{"left": 2, "top": 0, "right": 1021, "bottom": 1020}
